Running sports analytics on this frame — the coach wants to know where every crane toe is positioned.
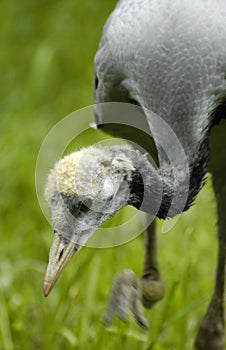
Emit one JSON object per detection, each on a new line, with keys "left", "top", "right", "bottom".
{"left": 102, "top": 269, "right": 149, "bottom": 328}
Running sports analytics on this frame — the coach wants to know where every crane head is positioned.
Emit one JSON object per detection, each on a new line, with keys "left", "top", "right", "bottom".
{"left": 43, "top": 146, "right": 135, "bottom": 296}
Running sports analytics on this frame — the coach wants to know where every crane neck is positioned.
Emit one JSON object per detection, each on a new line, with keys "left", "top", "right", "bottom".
{"left": 125, "top": 147, "right": 191, "bottom": 219}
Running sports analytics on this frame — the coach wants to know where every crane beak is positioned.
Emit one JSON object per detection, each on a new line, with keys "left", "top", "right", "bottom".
{"left": 43, "top": 233, "right": 78, "bottom": 297}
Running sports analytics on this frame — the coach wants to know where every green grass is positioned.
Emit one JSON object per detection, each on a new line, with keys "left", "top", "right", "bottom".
{"left": 0, "top": 1, "right": 219, "bottom": 349}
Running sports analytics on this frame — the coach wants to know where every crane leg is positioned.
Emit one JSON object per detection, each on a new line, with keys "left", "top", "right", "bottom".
{"left": 102, "top": 217, "right": 165, "bottom": 328}
{"left": 195, "top": 121, "right": 226, "bottom": 350}
{"left": 194, "top": 239, "right": 225, "bottom": 350}
{"left": 194, "top": 184, "right": 225, "bottom": 349}
{"left": 141, "top": 218, "right": 165, "bottom": 308}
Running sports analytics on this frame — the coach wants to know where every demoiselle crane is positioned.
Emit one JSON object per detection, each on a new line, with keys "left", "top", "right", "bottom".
{"left": 43, "top": 1, "right": 226, "bottom": 349}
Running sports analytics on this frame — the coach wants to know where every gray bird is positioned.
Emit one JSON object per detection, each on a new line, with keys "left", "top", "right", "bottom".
{"left": 44, "top": 1, "right": 226, "bottom": 349}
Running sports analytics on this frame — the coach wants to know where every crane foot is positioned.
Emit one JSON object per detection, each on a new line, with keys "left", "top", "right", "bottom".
{"left": 102, "top": 269, "right": 165, "bottom": 328}
{"left": 102, "top": 269, "right": 149, "bottom": 328}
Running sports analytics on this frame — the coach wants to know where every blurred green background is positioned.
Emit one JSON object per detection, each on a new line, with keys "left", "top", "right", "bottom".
{"left": 0, "top": 1, "right": 218, "bottom": 349}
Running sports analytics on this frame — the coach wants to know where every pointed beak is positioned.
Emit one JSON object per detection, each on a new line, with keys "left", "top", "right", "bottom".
{"left": 43, "top": 233, "right": 78, "bottom": 297}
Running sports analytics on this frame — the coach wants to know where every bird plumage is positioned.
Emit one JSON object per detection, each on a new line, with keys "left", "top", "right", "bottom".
{"left": 94, "top": 0, "right": 226, "bottom": 216}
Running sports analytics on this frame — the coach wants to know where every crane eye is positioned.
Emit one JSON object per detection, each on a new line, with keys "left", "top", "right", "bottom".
{"left": 94, "top": 74, "right": 99, "bottom": 89}
{"left": 79, "top": 198, "right": 92, "bottom": 213}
